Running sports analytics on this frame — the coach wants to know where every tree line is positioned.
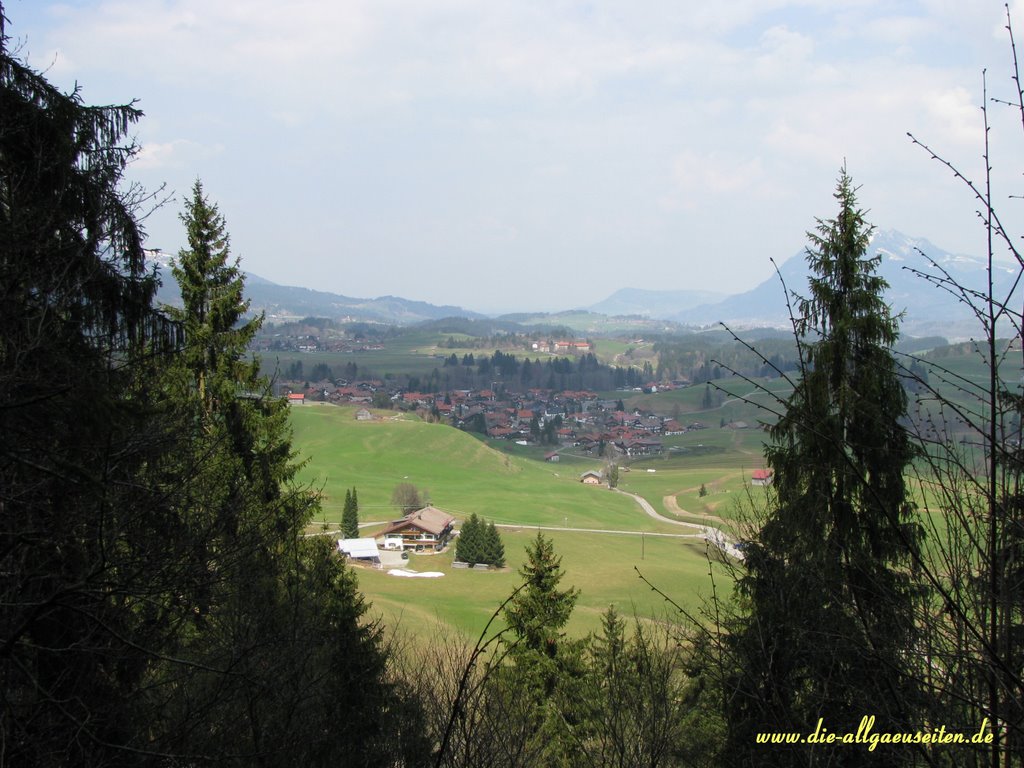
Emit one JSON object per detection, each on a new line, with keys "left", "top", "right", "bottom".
{"left": 0, "top": 25, "right": 423, "bottom": 762}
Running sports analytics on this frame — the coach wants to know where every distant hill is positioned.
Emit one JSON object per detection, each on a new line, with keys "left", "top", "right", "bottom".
{"left": 493, "top": 310, "right": 681, "bottom": 334}
{"left": 150, "top": 230, "right": 1016, "bottom": 337}
{"left": 585, "top": 231, "right": 1014, "bottom": 338}
{"left": 149, "top": 252, "right": 486, "bottom": 326}
{"left": 586, "top": 287, "right": 726, "bottom": 317}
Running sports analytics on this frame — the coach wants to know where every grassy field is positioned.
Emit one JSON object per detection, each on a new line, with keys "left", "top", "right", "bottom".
{"left": 283, "top": 338, "right": 1007, "bottom": 642}
{"left": 355, "top": 528, "right": 728, "bottom": 640}
{"left": 289, "top": 404, "right": 738, "bottom": 640}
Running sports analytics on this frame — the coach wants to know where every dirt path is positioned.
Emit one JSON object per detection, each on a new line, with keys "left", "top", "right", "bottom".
{"left": 613, "top": 489, "right": 744, "bottom": 560}
{"left": 662, "top": 493, "right": 730, "bottom": 527}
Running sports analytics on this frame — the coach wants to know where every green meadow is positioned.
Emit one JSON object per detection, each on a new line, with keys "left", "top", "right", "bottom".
{"left": 355, "top": 529, "right": 727, "bottom": 640}
{"left": 285, "top": 341, "right": 993, "bottom": 641}
{"left": 289, "top": 404, "right": 737, "bottom": 639}
{"left": 264, "top": 332, "right": 456, "bottom": 380}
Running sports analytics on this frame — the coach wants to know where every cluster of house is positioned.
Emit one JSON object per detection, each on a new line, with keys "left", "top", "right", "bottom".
{"left": 287, "top": 380, "right": 711, "bottom": 458}
{"left": 336, "top": 505, "right": 456, "bottom": 569}
{"left": 530, "top": 340, "right": 593, "bottom": 353}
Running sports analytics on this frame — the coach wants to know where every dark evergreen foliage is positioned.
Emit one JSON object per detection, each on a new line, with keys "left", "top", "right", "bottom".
{"left": 0, "top": 17, "right": 181, "bottom": 763}
{"left": 0, "top": 20, "right": 421, "bottom": 760}
{"left": 724, "top": 169, "right": 925, "bottom": 765}
{"left": 455, "top": 514, "right": 504, "bottom": 567}
{"left": 455, "top": 513, "right": 483, "bottom": 564}
{"left": 342, "top": 486, "right": 360, "bottom": 539}
{"left": 504, "top": 532, "right": 579, "bottom": 658}
{"left": 483, "top": 521, "right": 506, "bottom": 568}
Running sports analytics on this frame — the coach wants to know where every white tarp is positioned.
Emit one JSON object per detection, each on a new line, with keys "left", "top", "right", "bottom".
{"left": 337, "top": 538, "right": 381, "bottom": 560}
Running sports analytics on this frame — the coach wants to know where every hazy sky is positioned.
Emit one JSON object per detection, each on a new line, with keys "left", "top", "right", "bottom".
{"left": 7, "top": 1, "right": 1024, "bottom": 313}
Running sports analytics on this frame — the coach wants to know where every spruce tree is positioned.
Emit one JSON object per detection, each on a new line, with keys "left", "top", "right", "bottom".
{"left": 169, "top": 180, "right": 262, "bottom": 414}
{"left": 496, "top": 532, "right": 582, "bottom": 764}
{"left": 152, "top": 183, "right": 408, "bottom": 763}
{"left": 342, "top": 486, "right": 360, "bottom": 539}
{"left": 724, "top": 169, "right": 923, "bottom": 765}
{"left": 503, "top": 532, "right": 579, "bottom": 658}
{"left": 456, "top": 513, "right": 482, "bottom": 564}
{"left": 0, "top": 19, "right": 191, "bottom": 761}
{"left": 483, "top": 521, "right": 506, "bottom": 568}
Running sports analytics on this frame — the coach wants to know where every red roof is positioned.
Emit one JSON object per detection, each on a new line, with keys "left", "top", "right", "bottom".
{"left": 752, "top": 469, "right": 774, "bottom": 480}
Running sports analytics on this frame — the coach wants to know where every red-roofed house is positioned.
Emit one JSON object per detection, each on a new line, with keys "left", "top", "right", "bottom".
{"left": 752, "top": 469, "right": 774, "bottom": 486}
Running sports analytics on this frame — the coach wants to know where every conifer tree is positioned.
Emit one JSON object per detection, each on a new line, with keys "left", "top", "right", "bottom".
{"left": 494, "top": 532, "right": 582, "bottom": 764}
{"left": 150, "top": 183, "right": 409, "bottom": 763}
{"left": 0, "top": 12, "right": 419, "bottom": 761}
{"left": 169, "top": 180, "right": 262, "bottom": 414}
{"left": 724, "top": 169, "right": 924, "bottom": 765}
{"left": 456, "top": 513, "right": 483, "bottom": 564}
{"left": 504, "top": 532, "right": 579, "bottom": 659}
{"left": 0, "top": 14, "right": 193, "bottom": 761}
{"left": 483, "top": 521, "right": 506, "bottom": 568}
{"left": 342, "top": 486, "right": 360, "bottom": 539}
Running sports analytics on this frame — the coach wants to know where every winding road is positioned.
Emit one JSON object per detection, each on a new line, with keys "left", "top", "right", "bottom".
{"left": 612, "top": 488, "right": 745, "bottom": 560}
{"left": 310, "top": 490, "right": 745, "bottom": 561}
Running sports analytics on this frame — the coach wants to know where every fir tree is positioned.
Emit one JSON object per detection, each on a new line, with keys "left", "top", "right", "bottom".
{"left": 496, "top": 533, "right": 583, "bottom": 764}
{"left": 724, "top": 169, "right": 924, "bottom": 765}
{"left": 169, "top": 180, "right": 262, "bottom": 414}
{"left": 342, "top": 487, "right": 359, "bottom": 539}
{"left": 503, "top": 532, "right": 579, "bottom": 659}
{"left": 456, "top": 513, "right": 483, "bottom": 565}
{"left": 483, "top": 521, "right": 506, "bottom": 568}
{"left": 152, "top": 182, "right": 408, "bottom": 763}
{"left": 0, "top": 22, "right": 179, "bottom": 761}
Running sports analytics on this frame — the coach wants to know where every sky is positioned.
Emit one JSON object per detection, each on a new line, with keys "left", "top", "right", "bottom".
{"left": 6, "top": 1, "right": 1024, "bottom": 314}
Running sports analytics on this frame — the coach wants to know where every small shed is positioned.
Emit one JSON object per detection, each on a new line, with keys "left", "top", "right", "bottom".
{"left": 287, "top": 392, "right": 305, "bottom": 405}
{"left": 337, "top": 538, "right": 382, "bottom": 567}
{"left": 751, "top": 469, "right": 774, "bottom": 487}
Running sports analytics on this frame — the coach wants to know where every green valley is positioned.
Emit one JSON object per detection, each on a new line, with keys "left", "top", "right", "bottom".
{"left": 290, "top": 404, "right": 754, "bottom": 639}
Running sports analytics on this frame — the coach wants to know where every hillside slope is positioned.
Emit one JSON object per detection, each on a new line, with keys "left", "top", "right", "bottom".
{"left": 289, "top": 405, "right": 671, "bottom": 531}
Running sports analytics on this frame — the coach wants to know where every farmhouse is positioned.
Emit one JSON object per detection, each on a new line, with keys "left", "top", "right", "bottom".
{"left": 286, "top": 392, "right": 305, "bottom": 405}
{"left": 751, "top": 469, "right": 774, "bottom": 486}
{"left": 378, "top": 505, "right": 455, "bottom": 552}
{"left": 580, "top": 470, "right": 603, "bottom": 485}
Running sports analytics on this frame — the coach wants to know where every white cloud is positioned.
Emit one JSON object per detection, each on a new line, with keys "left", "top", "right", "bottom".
{"left": 669, "top": 151, "right": 769, "bottom": 206}
{"left": 132, "top": 138, "right": 220, "bottom": 170}
{"left": 755, "top": 25, "right": 815, "bottom": 76}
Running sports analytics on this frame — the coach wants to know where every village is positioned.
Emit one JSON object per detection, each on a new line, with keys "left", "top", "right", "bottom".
{"left": 282, "top": 376, "right": 721, "bottom": 460}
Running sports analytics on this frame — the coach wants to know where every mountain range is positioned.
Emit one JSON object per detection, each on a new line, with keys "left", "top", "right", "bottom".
{"left": 150, "top": 230, "right": 1015, "bottom": 338}
{"left": 150, "top": 252, "right": 488, "bottom": 325}
{"left": 668, "top": 229, "right": 1016, "bottom": 337}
